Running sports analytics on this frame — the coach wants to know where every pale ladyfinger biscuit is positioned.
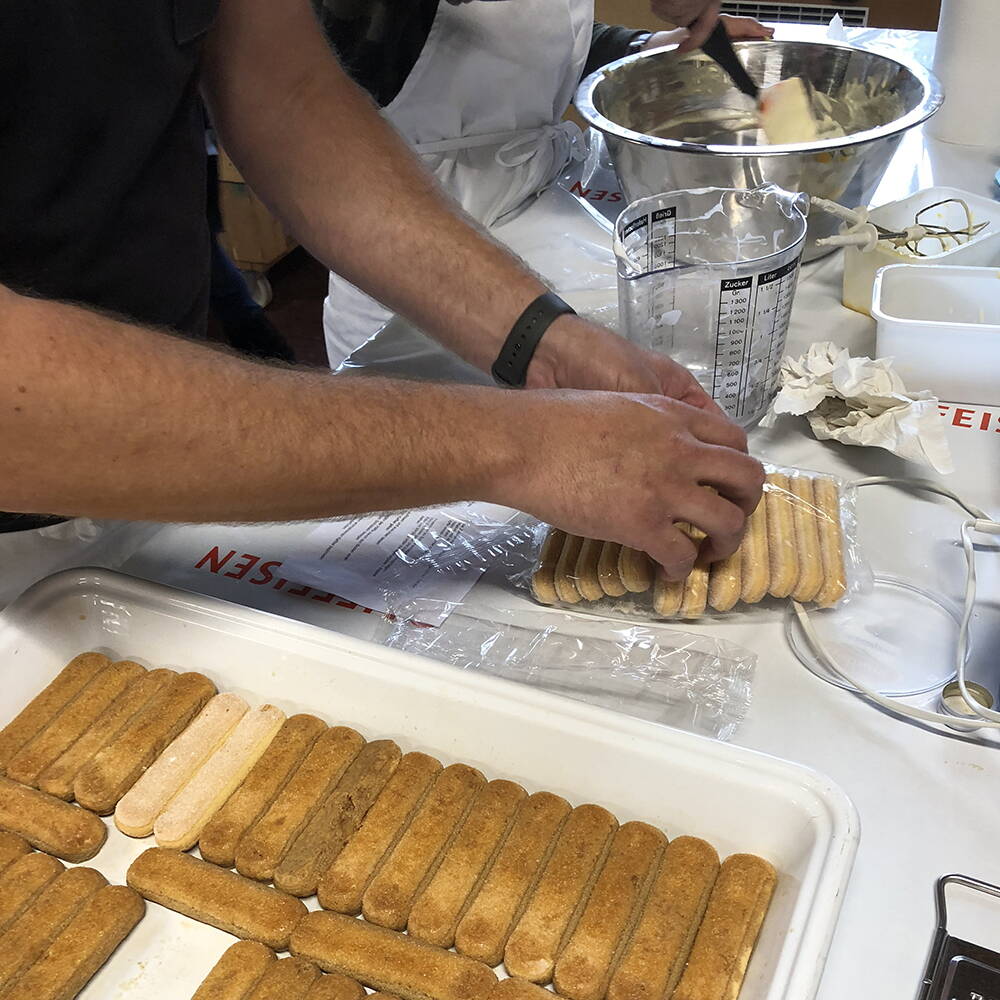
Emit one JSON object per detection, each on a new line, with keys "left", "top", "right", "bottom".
{"left": 115, "top": 692, "right": 249, "bottom": 838}
{"left": 505, "top": 803, "right": 618, "bottom": 984}
{"left": 554, "top": 535, "right": 585, "bottom": 604}
{"left": 708, "top": 546, "right": 742, "bottom": 613}
{"left": 607, "top": 836, "right": 720, "bottom": 1000}
{"left": 0, "top": 831, "right": 30, "bottom": 874}
{"left": 530, "top": 529, "right": 566, "bottom": 605}
{"left": 574, "top": 538, "right": 606, "bottom": 602}
{"left": 200, "top": 714, "right": 326, "bottom": 869}
{"left": 408, "top": 779, "right": 525, "bottom": 949}
{"left": 0, "top": 866, "right": 107, "bottom": 994}
{"left": 5, "top": 659, "right": 146, "bottom": 788}
{"left": 363, "top": 763, "right": 484, "bottom": 930}
{"left": 652, "top": 564, "right": 685, "bottom": 618}
{"left": 246, "top": 956, "right": 319, "bottom": 1000}
{"left": 192, "top": 941, "right": 276, "bottom": 1000}
{"left": 318, "top": 751, "right": 441, "bottom": 914}
{"left": 73, "top": 671, "right": 216, "bottom": 815}
{"left": 618, "top": 547, "right": 653, "bottom": 594}
{"left": 813, "top": 476, "right": 847, "bottom": 607}
{"left": 127, "top": 848, "right": 306, "bottom": 951}
{"left": 305, "top": 973, "right": 366, "bottom": 1000}
{"left": 788, "top": 475, "right": 824, "bottom": 603}
{"left": 671, "top": 854, "right": 777, "bottom": 1000}
{"left": 2, "top": 883, "right": 144, "bottom": 1000}
{"left": 236, "top": 726, "right": 364, "bottom": 883}
{"left": 0, "top": 653, "right": 110, "bottom": 771}
{"left": 489, "top": 980, "right": 554, "bottom": 1000}
{"left": 764, "top": 473, "right": 798, "bottom": 599}
{"left": 553, "top": 822, "right": 667, "bottom": 1000}
{"left": 290, "top": 910, "right": 498, "bottom": 1000}
{"left": 0, "top": 852, "right": 64, "bottom": 935}
{"left": 739, "top": 499, "right": 769, "bottom": 605}
{"left": 454, "top": 790, "right": 571, "bottom": 967}
{"left": 154, "top": 704, "right": 286, "bottom": 851}
{"left": 37, "top": 667, "right": 174, "bottom": 802}
{"left": 598, "top": 542, "right": 628, "bottom": 598}
{"left": 679, "top": 558, "right": 711, "bottom": 619}
{"left": 0, "top": 776, "right": 106, "bottom": 862}
{"left": 274, "top": 739, "right": 401, "bottom": 898}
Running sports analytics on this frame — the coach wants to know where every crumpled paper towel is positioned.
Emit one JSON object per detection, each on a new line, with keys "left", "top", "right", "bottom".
{"left": 761, "top": 342, "right": 954, "bottom": 474}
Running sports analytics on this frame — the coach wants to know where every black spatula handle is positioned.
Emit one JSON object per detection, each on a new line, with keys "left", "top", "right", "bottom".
{"left": 699, "top": 20, "right": 759, "bottom": 100}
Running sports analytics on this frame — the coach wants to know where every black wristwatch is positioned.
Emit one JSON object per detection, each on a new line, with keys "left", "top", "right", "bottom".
{"left": 491, "top": 292, "right": 576, "bottom": 388}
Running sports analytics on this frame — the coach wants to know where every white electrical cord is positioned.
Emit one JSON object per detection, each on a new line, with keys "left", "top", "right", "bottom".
{"left": 791, "top": 476, "right": 1000, "bottom": 735}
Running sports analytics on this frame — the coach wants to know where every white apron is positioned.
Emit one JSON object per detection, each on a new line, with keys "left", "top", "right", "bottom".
{"left": 323, "top": 0, "right": 593, "bottom": 367}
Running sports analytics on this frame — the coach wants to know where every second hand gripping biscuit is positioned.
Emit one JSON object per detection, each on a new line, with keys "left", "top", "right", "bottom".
{"left": 454, "top": 790, "right": 571, "bottom": 967}
{"left": 291, "top": 910, "right": 498, "bottom": 1000}
{"left": 114, "top": 692, "right": 249, "bottom": 838}
{"left": 127, "top": 848, "right": 307, "bottom": 951}
{"left": 192, "top": 940, "right": 276, "bottom": 1000}
{"left": 553, "top": 821, "right": 667, "bottom": 1000}
{"left": 318, "top": 751, "right": 441, "bottom": 915}
{"left": 0, "top": 852, "right": 64, "bottom": 935}
{"left": 362, "top": 763, "right": 484, "bottom": 930}
{"left": 504, "top": 803, "right": 618, "bottom": 984}
{"left": 73, "top": 671, "right": 217, "bottom": 815}
{"left": 0, "top": 776, "right": 106, "bottom": 862}
{"left": 236, "top": 726, "right": 364, "bottom": 883}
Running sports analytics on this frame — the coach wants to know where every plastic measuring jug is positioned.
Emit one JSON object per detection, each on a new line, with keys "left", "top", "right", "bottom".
{"left": 615, "top": 185, "right": 809, "bottom": 426}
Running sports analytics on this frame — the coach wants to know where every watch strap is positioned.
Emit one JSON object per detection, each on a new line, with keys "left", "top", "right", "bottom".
{"left": 491, "top": 291, "right": 576, "bottom": 388}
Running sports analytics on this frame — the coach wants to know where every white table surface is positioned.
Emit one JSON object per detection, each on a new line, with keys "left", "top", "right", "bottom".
{"left": 5, "top": 23, "right": 1000, "bottom": 1000}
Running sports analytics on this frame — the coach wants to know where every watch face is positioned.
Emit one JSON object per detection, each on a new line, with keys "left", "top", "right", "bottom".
{"left": 942, "top": 954, "right": 1000, "bottom": 1000}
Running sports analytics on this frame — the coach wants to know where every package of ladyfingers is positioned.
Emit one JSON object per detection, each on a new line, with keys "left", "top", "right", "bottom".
{"left": 524, "top": 463, "right": 866, "bottom": 621}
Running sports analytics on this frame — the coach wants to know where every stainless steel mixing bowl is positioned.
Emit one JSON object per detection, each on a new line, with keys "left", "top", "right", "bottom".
{"left": 575, "top": 40, "right": 942, "bottom": 259}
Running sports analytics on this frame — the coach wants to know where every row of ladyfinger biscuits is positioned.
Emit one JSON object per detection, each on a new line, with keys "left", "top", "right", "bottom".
{"left": 0, "top": 834, "right": 144, "bottom": 1000}
{"left": 532, "top": 472, "right": 847, "bottom": 617}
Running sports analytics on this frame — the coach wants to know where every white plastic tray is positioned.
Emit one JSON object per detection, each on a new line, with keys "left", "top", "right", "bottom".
{"left": 0, "top": 569, "right": 859, "bottom": 1000}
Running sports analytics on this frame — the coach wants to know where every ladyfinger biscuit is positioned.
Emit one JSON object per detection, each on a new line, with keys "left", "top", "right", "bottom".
{"left": 652, "top": 564, "right": 685, "bottom": 618}
{"left": 363, "top": 763, "right": 485, "bottom": 930}
{"left": 127, "top": 848, "right": 306, "bottom": 951}
{"left": 0, "top": 654, "right": 109, "bottom": 771}
{"left": 0, "top": 852, "right": 64, "bottom": 935}
{"left": 37, "top": 667, "right": 174, "bottom": 802}
{"left": 708, "top": 547, "right": 742, "bottom": 613}
{"left": 364, "top": 995, "right": 400, "bottom": 1000}
{"left": 305, "top": 974, "right": 366, "bottom": 1000}
{"left": 200, "top": 714, "right": 326, "bottom": 869}
{"left": 764, "top": 473, "right": 798, "bottom": 599}
{"left": 813, "top": 476, "right": 847, "bottom": 607}
{"left": 554, "top": 535, "right": 585, "bottom": 604}
{"left": 0, "top": 776, "right": 106, "bottom": 862}
{"left": 192, "top": 941, "right": 276, "bottom": 1000}
{"left": 454, "top": 790, "right": 571, "bottom": 967}
{"left": 246, "top": 957, "right": 319, "bottom": 1000}
{"left": 618, "top": 547, "right": 653, "bottom": 594}
{"left": 505, "top": 803, "right": 618, "bottom": 983}
{"left": 531, "top": 529, "right": 565, "bottom": 605}
{"left": 574, "top": 538, "right": 606, "bottom": 602}
{"left": 553, "top": 822, "right": 667, "bottom": 1000}
{"left": 290, "top": 910, "right": 498, "bottom": 1000}
{"left": 0, "top": 831, "right": 30, "bottom": 874}
{"left": 154, "top": 704, "right": 286, "bottom": 851}
{"left": 236, "top": 726, "right": 364, "bottom": 883}
{"left": 598, "top": 542, "right": 628, "bottom": 598}
{"left": 5, "top": 660, "right": 147, "bottom": 788}
{"left": 671, "top": 854, "right": 777, "bottom": 1000}
{"left": 274, "top": 739, "right": 401, "bottom": 898}
{"left": 739, "top": 499, "right": 769, "bottom": 605}
{"left": 1, "top": 883, "right": 144, "bottom": 1000}
{"left": 74, "top": 671, "right": 216, "bottom": 815}
{"left": 408, "top": 779, "right": 525, "bottom": 949}
{"left": 788, "top": 475, "right": 824, "bottom": 603}
{"left": 607, "top": 836, "right": 720, "bottom": 1000}
{"left": 490, "top": 980, "right": 554, "bottom": 1000}
{"left": 679, "top": 558, "right": 711, "bottom": 619}
{"left": 115, "top": 692, "right": 248, "bottom": 838}
{"left": 0, "top": 866, "right": 107, "bottom": 994}
{"left": 318, "top": 751, "right": 441, "bottom": 914}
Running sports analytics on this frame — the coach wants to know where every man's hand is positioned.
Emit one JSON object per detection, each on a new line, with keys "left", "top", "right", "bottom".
{"left": 500, "top": 389, "right": 765, "bottom": 579}
{"left": 650, "top": 0, "right": 721, "bottom": 51}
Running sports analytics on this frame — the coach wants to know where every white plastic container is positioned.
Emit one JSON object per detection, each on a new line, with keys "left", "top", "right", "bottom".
{"left": 872, "top": 263, "right": 1000, "bottom": 405}
{"left": 842, "top": 186, "right": 1000, "bottom": 316}
{"left": 0, "top": 568, "right": 858, "bottom": 1000}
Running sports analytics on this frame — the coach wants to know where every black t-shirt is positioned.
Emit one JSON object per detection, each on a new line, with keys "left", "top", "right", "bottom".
{"left": 1, "top": 0, "right": 218, "bottom": 532}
